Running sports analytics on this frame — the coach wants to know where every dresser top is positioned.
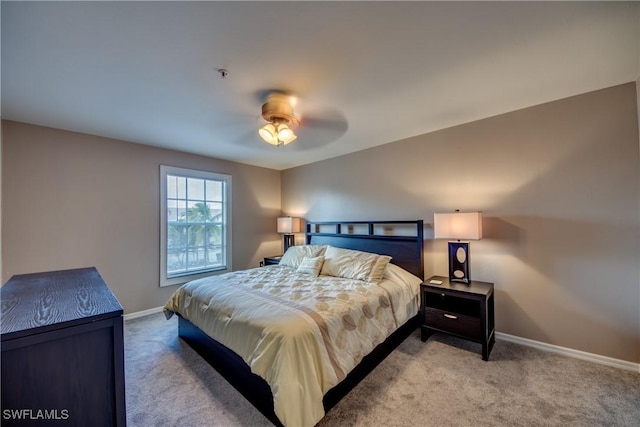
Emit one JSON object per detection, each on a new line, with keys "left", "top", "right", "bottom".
{"left": 1, "top": 267, "right": 123, "bottom": 340}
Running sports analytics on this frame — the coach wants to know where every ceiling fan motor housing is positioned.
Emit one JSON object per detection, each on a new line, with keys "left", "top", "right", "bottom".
{"left": 261, "top": 93, "right": 299, "bottom": 127}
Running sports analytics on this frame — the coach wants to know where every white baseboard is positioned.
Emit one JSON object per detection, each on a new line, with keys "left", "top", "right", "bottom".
{"left": 124, "top": 306, "right": 164, "bottom": 321}
{"left": 496, "top": 332, "right": 639, "bottom": 373}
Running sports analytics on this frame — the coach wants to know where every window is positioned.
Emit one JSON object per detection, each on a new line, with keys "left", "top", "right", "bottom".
{"left": 160, "top": 166, "right": 232, "bottom": 287}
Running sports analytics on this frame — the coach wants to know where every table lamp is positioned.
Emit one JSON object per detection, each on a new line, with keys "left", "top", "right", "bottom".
{"left": 277, "top": 217, "right": 301, "bottom": 253}
{"left": 433, "top": 211, "right": 483, "bottom": 284}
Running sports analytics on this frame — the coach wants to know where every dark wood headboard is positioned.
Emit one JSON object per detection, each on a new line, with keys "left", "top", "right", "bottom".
{"left": 306, "top": 220, "right": 424, "bottom": 279}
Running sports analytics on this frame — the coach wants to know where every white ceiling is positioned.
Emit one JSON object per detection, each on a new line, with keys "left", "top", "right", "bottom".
{"left": 2, "top": 1, "right": 638, "bottom": 170}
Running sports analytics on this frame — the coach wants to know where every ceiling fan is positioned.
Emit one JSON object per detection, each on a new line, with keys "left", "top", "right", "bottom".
{"left": 258, "top": 92, "right": 300, "bottom": 146}
{"left": 255, "top": 90, "right": 348, "bottom": 149}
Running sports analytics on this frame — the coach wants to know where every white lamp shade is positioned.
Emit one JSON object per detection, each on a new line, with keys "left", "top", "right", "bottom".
{"left": 433, "top": 212, "right": 483, "bottom": 240}
{"left": 277, "top": 217, "right": 301, "bottom": 234}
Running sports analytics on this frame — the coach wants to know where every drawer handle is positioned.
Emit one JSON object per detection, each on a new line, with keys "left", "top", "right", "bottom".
{"left": 443, "top": 314, "right": 458, "bottom": 320}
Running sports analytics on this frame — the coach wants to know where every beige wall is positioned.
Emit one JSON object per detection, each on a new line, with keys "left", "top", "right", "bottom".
{"left": 1, "top": 121, "right": 282, "bottom": 313}
{"left": 282, "top": 83, "right": 640, "bottom": 363}
{"left": 2, "top": 84, "right": 638, "bottom": 363}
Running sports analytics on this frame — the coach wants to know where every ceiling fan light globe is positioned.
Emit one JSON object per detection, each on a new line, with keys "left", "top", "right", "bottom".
{"left": 282, "top": 133, "right": 297, "bottom": 145}
{"left": 278, "top": 125, "right": 293, "bottom": 140}
{"left": 259, "top": 124, "right": 278, "bottom": 145}
{"left": 280, "top": 129, "right": 297, "bottom": 145}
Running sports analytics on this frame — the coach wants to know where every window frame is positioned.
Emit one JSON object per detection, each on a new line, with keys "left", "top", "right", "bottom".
{"left": 159, "top": 165, "right": 232, "bottom": 287}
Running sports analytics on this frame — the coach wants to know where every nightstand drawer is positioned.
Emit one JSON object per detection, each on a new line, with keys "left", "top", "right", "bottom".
{"left": 425, "top": 308, "right": 481, "bottom": 340}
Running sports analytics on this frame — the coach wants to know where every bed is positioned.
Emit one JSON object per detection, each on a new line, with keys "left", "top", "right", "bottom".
{"left": 164, "top": 220, "right": 424, "bottom": 427}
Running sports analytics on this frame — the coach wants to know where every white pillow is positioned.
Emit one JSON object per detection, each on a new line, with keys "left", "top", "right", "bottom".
{"left": 296, "top": 256, "right": 325, "bottom": 276}
{"left": 279, "top": 245, "right": 327, "bottom": 269}
{"left": 320, "top": 246, "right": 391, "bottom": 283}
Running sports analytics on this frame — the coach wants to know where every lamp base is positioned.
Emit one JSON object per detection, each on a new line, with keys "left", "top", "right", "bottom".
{"left": 283, "top": 234, "right": 295, "bottom": 253}
{"left": 448, "top": 241, "right": 470, "bottom": 284}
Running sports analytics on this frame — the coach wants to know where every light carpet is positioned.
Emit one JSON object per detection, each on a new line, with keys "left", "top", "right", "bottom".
{"left": 125, "top": 313, "right": 639, "bottom": 426}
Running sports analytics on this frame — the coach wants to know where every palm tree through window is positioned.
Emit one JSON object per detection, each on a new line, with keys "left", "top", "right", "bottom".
{"left": 160, "top": 166, "right": 232, "bottom": 286}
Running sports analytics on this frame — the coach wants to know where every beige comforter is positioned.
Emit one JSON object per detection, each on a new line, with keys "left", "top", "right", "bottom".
{"left": 164, "top": 265, "right": 419, "bottom": 427}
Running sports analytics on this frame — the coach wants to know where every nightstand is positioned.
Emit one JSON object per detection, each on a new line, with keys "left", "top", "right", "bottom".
{"left": 263, "top": 255, "right": 282, "bottom": 266}
{"left": 420, "top": 275, "right": 495, "bottom": 361}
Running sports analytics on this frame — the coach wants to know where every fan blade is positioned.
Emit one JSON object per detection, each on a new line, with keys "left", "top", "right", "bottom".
{"left": 289, "top": 107, "right": 348, "bottom": 150}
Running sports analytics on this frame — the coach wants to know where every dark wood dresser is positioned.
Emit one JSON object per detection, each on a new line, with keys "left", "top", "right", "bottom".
{"left": 1, "top": 267, "right": 126, "bottom": 426}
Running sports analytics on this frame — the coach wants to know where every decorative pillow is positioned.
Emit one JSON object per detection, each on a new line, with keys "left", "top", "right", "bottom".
{"left": 296, "top": 256, "right": 325, "bottom": 276}
{"left": 279, "top": 245, "right": 327, "bottom": 269}
{"left": 320, "top": 246, "right": 392, "bottom": 283}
